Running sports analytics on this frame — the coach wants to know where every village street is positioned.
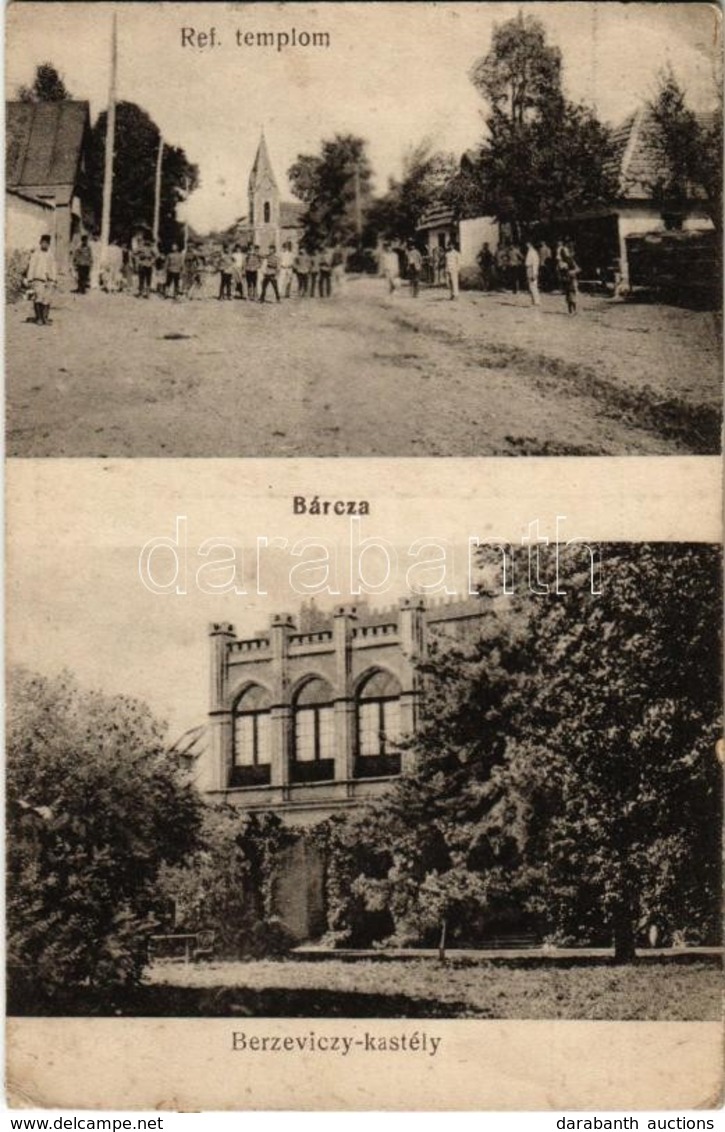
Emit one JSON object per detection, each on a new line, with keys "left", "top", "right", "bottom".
{"left": 7, "top": 276, "right": 721, "bottom": 457}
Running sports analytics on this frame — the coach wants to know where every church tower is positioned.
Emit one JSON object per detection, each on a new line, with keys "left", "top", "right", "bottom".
{"left": 248, "top": 131, "right": 281, "bottom": 251}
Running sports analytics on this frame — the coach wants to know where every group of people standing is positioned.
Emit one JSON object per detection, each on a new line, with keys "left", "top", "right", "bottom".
{"left": 214, "top": 242, "right": 345, "bottom": 303}
{"left": 67, "top": 235, "right": 348, "bottom": 304}
{"left": 25, "top": 226, "right": 582, "bottom": 327}
{"left": 477, "top": 238, "right": 581, "bottom": 313}
{"left": 382, "top": 240, "right": 461, "bottom": 301}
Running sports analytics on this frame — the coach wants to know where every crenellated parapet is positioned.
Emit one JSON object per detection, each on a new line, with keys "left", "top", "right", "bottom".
{"left": 204, "top": 593, "right": 488, "bottom": 817}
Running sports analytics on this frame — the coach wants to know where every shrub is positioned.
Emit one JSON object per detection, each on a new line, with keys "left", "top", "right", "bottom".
{"left": 157, "top": 807, "right": 297, "bottom": 959}
{"left": 6, "top": 248, "right": 30, "bottom": 304}
{"left": 7, "top": 668, "right": 202, "bottom": 1010}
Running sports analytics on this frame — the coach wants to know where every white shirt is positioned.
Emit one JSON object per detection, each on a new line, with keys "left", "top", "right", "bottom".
{"left": 525, "top": 246, "right": 540, "bottom": 273}
{"left": 27, "top": 247, "right": 57, "bottom": 282}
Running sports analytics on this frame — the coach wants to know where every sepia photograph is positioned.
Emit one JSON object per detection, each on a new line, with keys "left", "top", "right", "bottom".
{"left": 5, "top": 461, "right": 722, "bottom": 1035}
{"left": 4, "top": 1, "right": 722, "bottom": 458}
{"left": 4, "top": 0, "right": 724, "bottom": 1117}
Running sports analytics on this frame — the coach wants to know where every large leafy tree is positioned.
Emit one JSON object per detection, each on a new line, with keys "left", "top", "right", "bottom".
{"left": 288, "top": 134, "right": 373, "bottom": 247}
{"left": 470, "top": 11, "right": 562, "bottom": 126}
{"left": 645, "top": 68, "right": 722, "bottom": 234}
{"left": 367, "top": 141, "right": 458, "bottom": 244}
{"left": 498, "top": 544, "right": 722, "bottom": 961}
{"left": 329, "top": 604, "right": 532, "bottom": 951}
{"left": 17, "top": 62, "right": 71, "bottom": 102}
{"left": 464, "top": 15, "right": 618, "bottom": 233}
{"left": 87, "top": 101, "right": 199, "bottom": 247}
{"left": 331, "top": 545, "right": 721, "bottom": 962}
{"left": 7, "top": 669, "right": 202, "bottom": 1009}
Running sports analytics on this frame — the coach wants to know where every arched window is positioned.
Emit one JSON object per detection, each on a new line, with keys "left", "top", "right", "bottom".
{"left": 263, "top": 200, "right": 271, "bottom": 224}
{"left": 292, "top": 677, "right": 335, "bottom": 782}
{"left": 231, "top": 685, "right": 272, "bottom": 787}
{"left": 356, "top": 670, "right": 402, "bottom": 779}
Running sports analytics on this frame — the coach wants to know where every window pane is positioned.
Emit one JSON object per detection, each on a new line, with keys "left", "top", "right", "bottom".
{"left": 359, "top": 670, "right": 402, "bottom": 700}
{"left": 382, "top": 700, "right": 402, "bottom": 744}
{"left": 234, "top": 715, "right": 255, "bottom": 766}
{"left": 256, "top": 713, "right": 271, "bottom": 765}
{"left": 296, "top": 677, "right": 334, "bottom": 706}
{"left": 295, "top": 708, "right": 316, "bottom": 762}
{"left": 359, "top": 702, "right": 382, "bottom": 756}
{"left": 318, "top": 707, "right": 336, "bottom": 760}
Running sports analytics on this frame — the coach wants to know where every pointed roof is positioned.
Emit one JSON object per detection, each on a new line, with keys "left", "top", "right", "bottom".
{"left": 6, "top": 100, "right": 90, "bottom": 204}
{"left": 605, "top": 106, "right": 715, "bottom": 202}
{"left": 248, "top": 130, "right": 278, "bottom": 194}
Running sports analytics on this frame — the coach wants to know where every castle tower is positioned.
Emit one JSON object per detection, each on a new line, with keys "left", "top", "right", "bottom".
{"left": 248, "top": 131, "right": 281, "bottom": 252}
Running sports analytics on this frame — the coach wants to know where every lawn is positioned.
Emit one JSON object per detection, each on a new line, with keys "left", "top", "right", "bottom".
{"left": 130, "top": 957, "right": 721, "bottom": 1021}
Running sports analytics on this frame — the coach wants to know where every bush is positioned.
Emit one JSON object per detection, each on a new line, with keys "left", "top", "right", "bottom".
{"left": 7, "top": 668, "right": 202, "bottom": 1010}
{"left": 157, "top": 807, "right": 298, "bottom": 959}
{"left": 6, "top": 248, "right": 30, "bottom": 304}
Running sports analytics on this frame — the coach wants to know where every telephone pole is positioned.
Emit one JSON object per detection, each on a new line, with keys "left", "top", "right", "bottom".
{"left": 353, "top": 160, "right": 362, "bottom": 244}
{"left": 99, "top": 11, "right": 117, "bottom": 254}
{"left": 152, "top": 135, "right": 164, "bottom": 246}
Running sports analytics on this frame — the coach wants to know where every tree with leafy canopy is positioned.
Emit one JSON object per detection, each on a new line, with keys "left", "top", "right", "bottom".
{"left": 496, "top": 543, "right": 722, "bottom": 962}
{"left": 17, "top": 62, "right": 71, "bottom": 102}
{"left": 330, "top": 544, "right": 721, "bottom": 962}
{"left": 7, "top": 668, "right": 203, "bottom": 1010}
{"left": 329, "top": 602, "right": 533, "bottom": 952}
{"left": 87, "top": 101, "right": 199, "bottom": 247}
{"left": 366, "top": 141, "right": 458, "bottom": 244}
{"left": 470, "top": 11, "right": 562, "bottom": 127}
{"left": 462, "top": 14, "right": 618, "bottom": 234}
{"left": 645, "top": 67, "right": 722, "bottom": 235}
{"left": 288, "top": 134, "right": 373, "bottom": 248}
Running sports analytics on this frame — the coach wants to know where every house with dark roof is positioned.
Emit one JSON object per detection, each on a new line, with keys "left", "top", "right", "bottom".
{"left": 418, "top": 107, "right": 716, "bottom": 286}
{"left": 560, "top": 106, "right": 715, "bottom": 286}
{"left": 6, "top": 100, "right": 94, "bottom": 269}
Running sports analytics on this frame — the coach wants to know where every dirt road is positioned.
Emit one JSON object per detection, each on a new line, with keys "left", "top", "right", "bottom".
{"left": 6, "top": 277, "right": 721, "bottom": 457}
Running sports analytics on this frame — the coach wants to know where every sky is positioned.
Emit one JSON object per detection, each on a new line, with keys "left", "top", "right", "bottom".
{"left": 5, "top": 2, "right": 722, "bottom": 232}
{"left": 7, "top": 459, "right": 719, "bottom": 743}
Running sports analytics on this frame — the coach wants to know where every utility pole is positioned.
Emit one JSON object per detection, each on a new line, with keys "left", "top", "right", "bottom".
{"left": 353, "top": 160, "right": 362, "bottom": 244}
{"left": 99, "top": 11, "right": 117, "bottom": 254}
{"left": 152, "top": 134, "right": 164, "bottom": 246}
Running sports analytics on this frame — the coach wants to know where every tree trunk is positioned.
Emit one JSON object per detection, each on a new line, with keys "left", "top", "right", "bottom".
{"left": 612, "top": 906, "right": 637, "bottom": 963}
{"left": 438, "top": 917, "right": 447, "bottom": 962}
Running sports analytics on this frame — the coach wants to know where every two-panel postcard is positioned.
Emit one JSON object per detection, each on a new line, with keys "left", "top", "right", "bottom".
{"left": 4, "top": 0, "right": 723, "bottom": 1117}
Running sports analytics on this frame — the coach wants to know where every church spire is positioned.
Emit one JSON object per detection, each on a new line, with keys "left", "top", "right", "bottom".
{"left": 248, "top": 129, "right": 279, "bottom": 196}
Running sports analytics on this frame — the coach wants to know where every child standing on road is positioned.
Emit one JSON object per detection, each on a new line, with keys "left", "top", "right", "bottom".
{"left": 557, "top": 242, "right": 580, "bottom": 315}
{"left": 25, "top": 234, "right": 57, "bottom": 325}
